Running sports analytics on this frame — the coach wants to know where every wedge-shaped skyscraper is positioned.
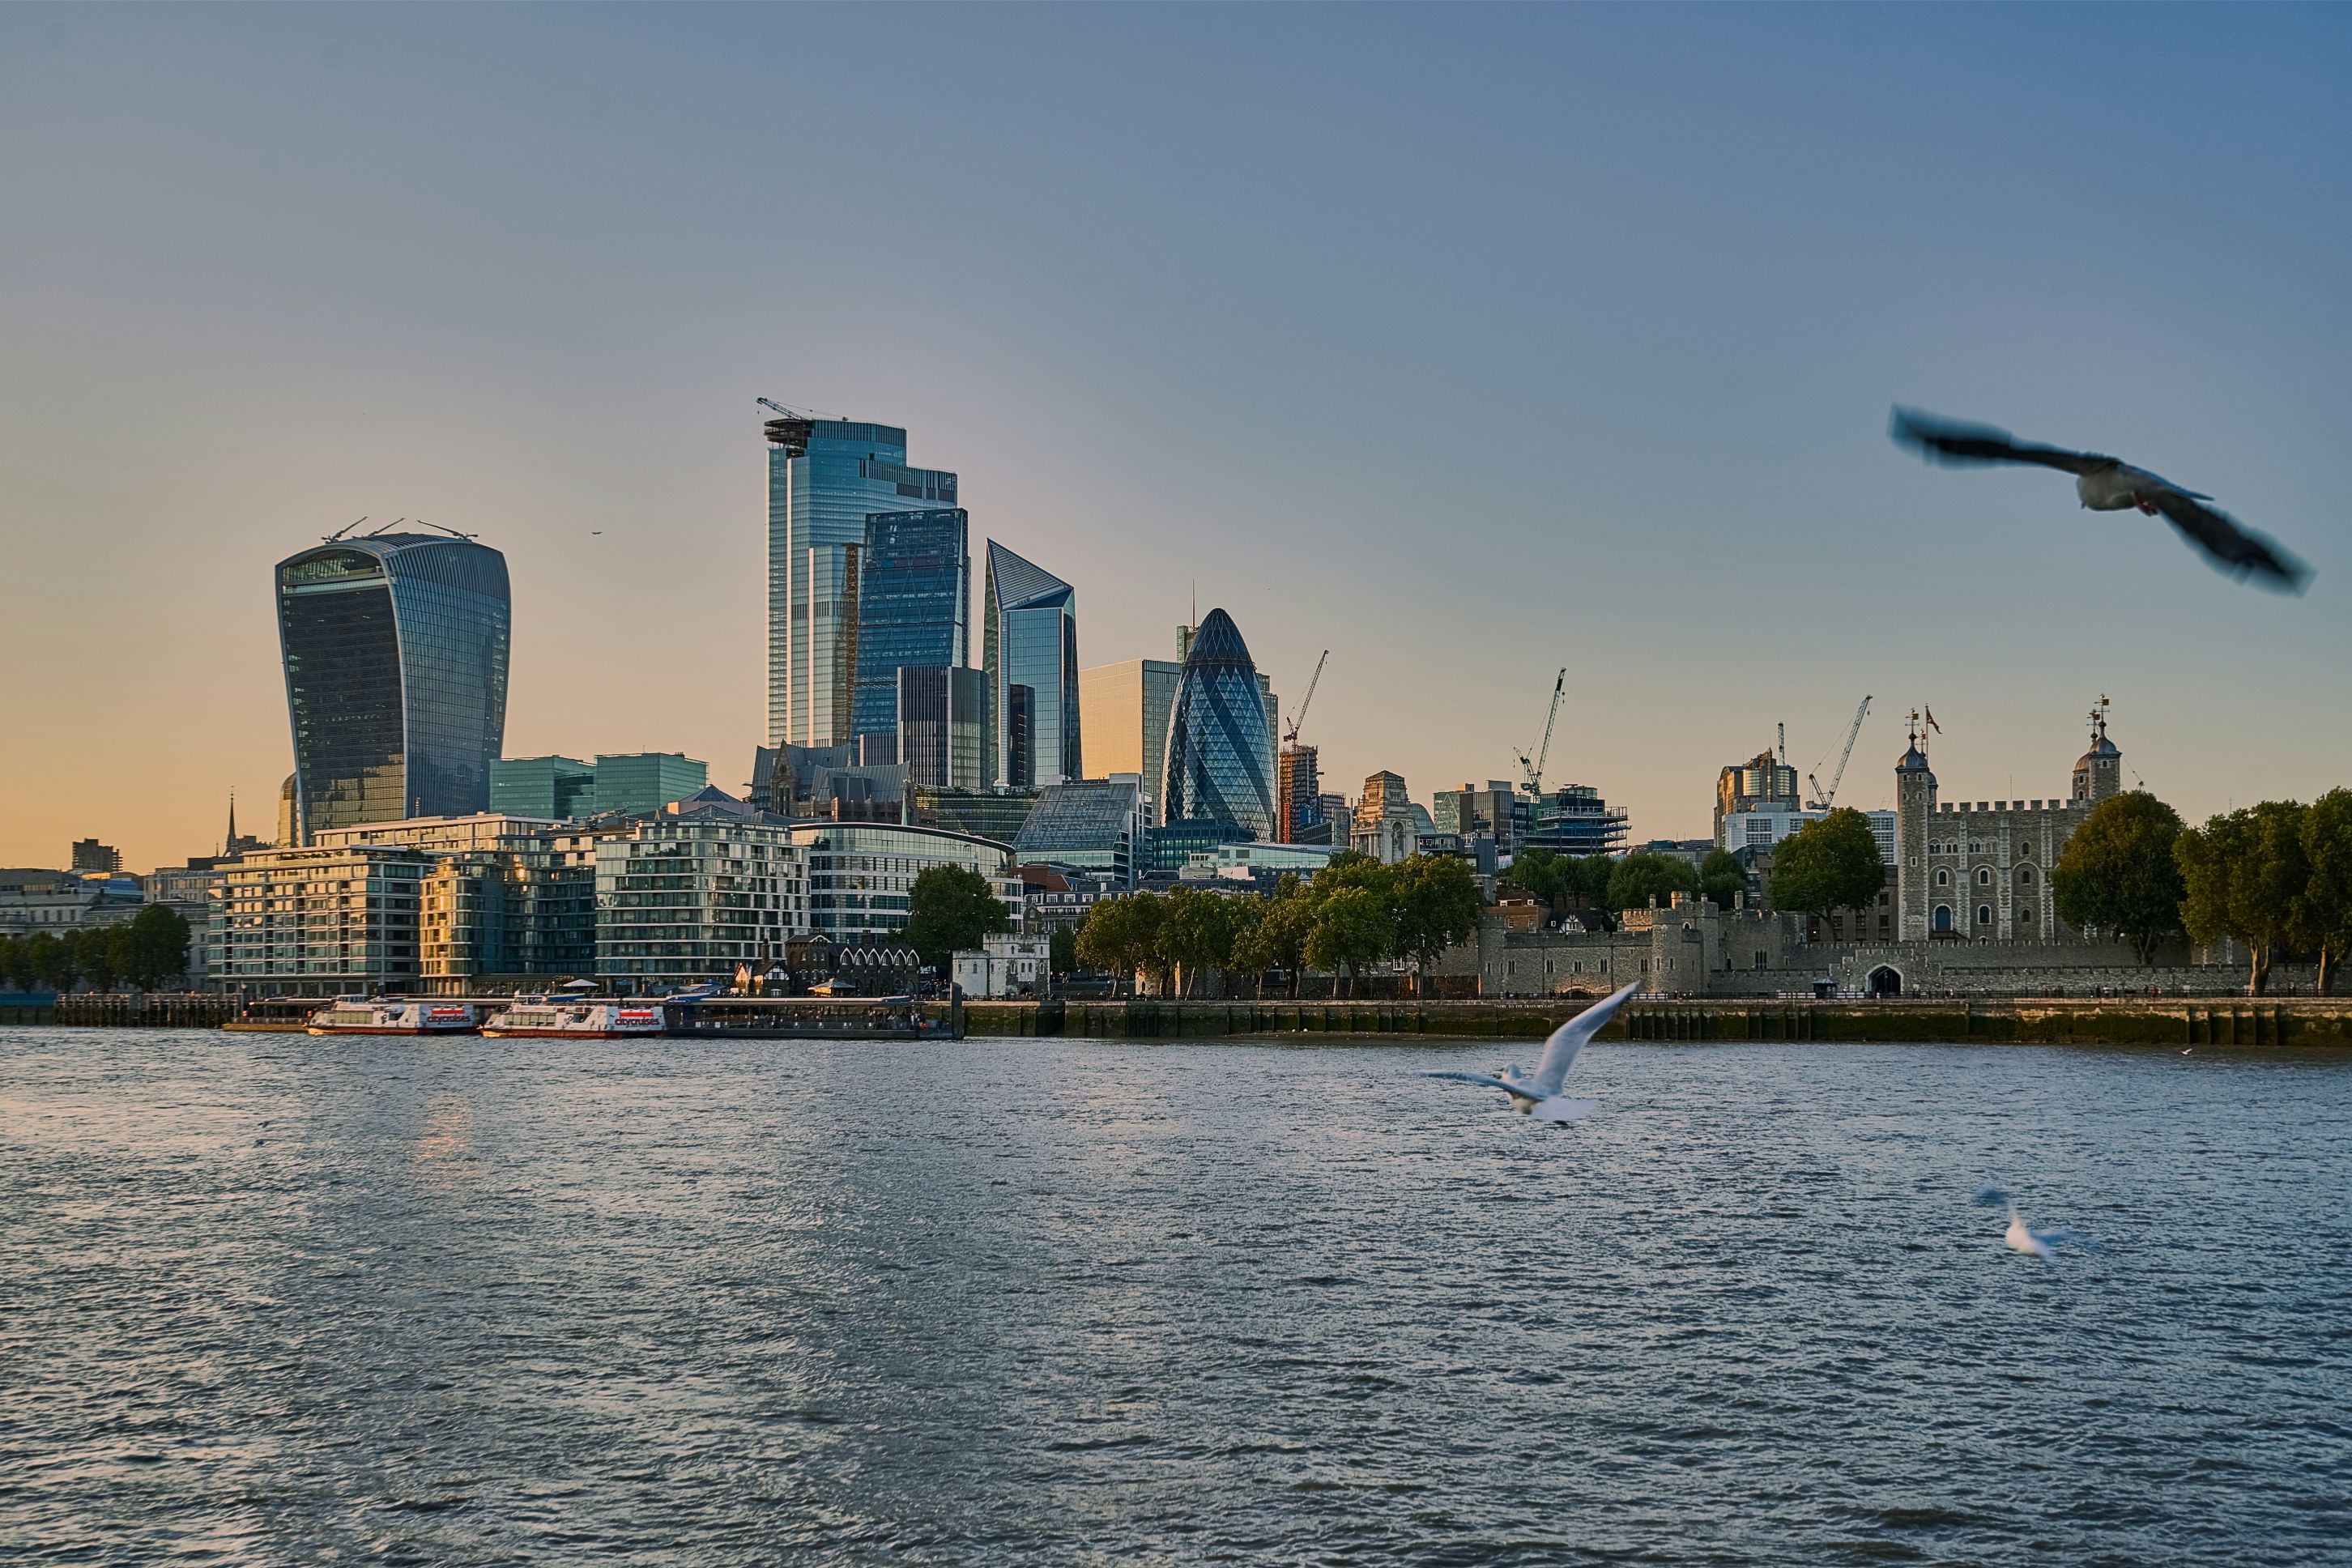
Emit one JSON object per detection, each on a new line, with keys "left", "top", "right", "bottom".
{"left": 276, "top": 530, "right": 510, "bottom": 840}
{"left": 981, "top": 542, "right": 1081, "bottom": 788}
{"left": 1162, "top": 608, "right": 1274, "bottom": 841}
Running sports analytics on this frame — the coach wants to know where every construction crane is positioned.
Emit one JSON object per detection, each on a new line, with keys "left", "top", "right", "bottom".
{"left": 1515, "top": 668, "right": 1567, "bottom": 799}
{"left": 1283, "top": 650, "right": 1328, "bottom": 748}
{"left": 1805, "top": 695, "right": 1873, "bottom": 810}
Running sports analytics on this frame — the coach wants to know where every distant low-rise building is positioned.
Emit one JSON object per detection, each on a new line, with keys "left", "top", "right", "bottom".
{"left": 1013, "top": 776, "right": 1146, "bottom": 884}
{"left": 954, "top": 934, "right": 1054, "bottom": 999}
{"left": 211, "top": 843, "right": 435, "bottom": 995}
{"left": 789, "top": 820, "right": 1019, "bottom": 946}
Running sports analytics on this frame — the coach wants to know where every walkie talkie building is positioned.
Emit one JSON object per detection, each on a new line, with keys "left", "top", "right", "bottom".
{"left": 275, "top": 530, "right": 511, "bottom": 841}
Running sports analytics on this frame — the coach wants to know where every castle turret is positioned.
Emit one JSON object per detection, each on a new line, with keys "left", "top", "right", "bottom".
{"left": 1894, "top": 714, "right": 1938, "bottom": 941}
{"left": 2071, "top": 697, "right": 2122, "bottom": 805}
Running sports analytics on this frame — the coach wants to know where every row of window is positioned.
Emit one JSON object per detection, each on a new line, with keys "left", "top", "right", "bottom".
{"left": 1932, "top": 867, "right": 2038, "bottom": 887}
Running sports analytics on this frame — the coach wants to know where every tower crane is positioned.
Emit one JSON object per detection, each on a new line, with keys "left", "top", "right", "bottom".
{"left": 1283, "top": 650, "right": 1328, "bottom": 748}
{"left": 1515, "top": 668, "right": 1567, "bottom": 799}
{"left": 1805, "top": 695, "right": 1873, "bottom": 810}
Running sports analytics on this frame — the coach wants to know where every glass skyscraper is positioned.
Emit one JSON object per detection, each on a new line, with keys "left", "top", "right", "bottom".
{"left": 850, "top": 509, "right": 969, "bottom": 749}
{"left": 275, "top": 530, "right": 510, "bottom": 840}
{"left": 981, "top": 541, "right": 1080, "bottom": 789}
{"left": 765, "top": 413, "right": 956, "bottom": 748}
{"left": 1078, "top": 658, "right": 1181, "bottom": 824}
{"left": 1162, "top": 608, "right": 1275, "bottom": 842}
{"left": 896, "top": 665, "right": 988, "bottom": 790}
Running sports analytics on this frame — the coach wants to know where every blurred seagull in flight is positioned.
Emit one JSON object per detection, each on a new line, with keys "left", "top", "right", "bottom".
{"left": 1973, "top": 1187, "right": 2093, "bottom": 1259}
{"left": 1421, "top": 982, "right": 1638, "bottom": 1124}
{"left": 1890, "top": 407, "right": 2309, "bottom": 593}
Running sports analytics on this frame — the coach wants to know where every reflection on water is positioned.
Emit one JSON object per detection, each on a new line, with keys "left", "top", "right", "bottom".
{"left": 3, "top": 1029, "right": 2349, "bottom": 1565}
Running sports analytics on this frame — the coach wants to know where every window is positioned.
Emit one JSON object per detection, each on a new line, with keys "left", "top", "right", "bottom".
{"left": 2018, "top": 867, "right": 2034, "bottom": 884}
{"left": 1977, "top": 867, "right": 1992, "bottom": 885}
{"left": 1935, "top": 869, "right": 1949, "bottom": 887}
{"left": 1933, "top": 905, "right": 1953, "bottom": 932}
{"left": 1977, "top": 904, "right": 1992, "bottom": 926}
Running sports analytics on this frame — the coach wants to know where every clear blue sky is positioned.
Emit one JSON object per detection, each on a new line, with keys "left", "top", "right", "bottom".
{"left": 3, "top": 4, "right": 2346, "bottom": 870}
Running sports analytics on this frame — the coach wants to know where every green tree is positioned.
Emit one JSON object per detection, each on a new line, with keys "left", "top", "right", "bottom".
{"left": 1231, "top": 874, "right": 1319, "bottom": 998}
{"left": 128, "top": 905, "right": 192, "bottom": 990}
{"left": 1076, "top": 891, "right": 1168, "bottom": 996}
{"left": 1504, "top": 846, "right": 1570, "bottom": 904}
{"left": 0, "top": 935, "right": 29, "bottom": 991}
{"left": 1604, "top": 851, "right": 1698, "bottom": 914}
{"left": 1767, "top": 807, "right": 1885, "bottom": 939}
{"left": 1158, "top": 885, "right": 1246, "bottom": 996}
{"left": 2050, "top": 791, "right": 2187, "bottom": 964}
{"left": 2178, "top": 802, "right": 2312, "bottom": 995}
{"left": 1048, "top": 923, "right": 1076, "bottom": 980}
{"left": 904, "top": 864, "right": 1013, "bottom": 974}
{"left": 1305, "top": 884, "right": 1391, "bottom": 998}
{"left": 27, "top": 931, "right": 75, "bottom": 993}
{"left": 1390, "top": 854, "right": 1483, "bottom": 996}
{"left": 2302, "top": 789, "right": 2352, "bottom": 995}
{"left": 1698, "top": 849, "right": 1749, "bottom": 910}
{"left": 70, "top": 927, "right": 118, "bottom": 992}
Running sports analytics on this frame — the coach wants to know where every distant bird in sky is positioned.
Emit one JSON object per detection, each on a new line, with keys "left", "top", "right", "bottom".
{"left": 1421, "top": 982, "right": 1638, "bottom": 1124}
{"left": 1973, "top": 1187, "right": 2093, "bottom": 1259}
{"left": 1890, "top": 407, "right": 2310, "bottom": 593}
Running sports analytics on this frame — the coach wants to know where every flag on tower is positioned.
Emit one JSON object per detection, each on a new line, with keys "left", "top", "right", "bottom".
{"left": 1924, "top": 707, "right": 1941, "bottom": 735}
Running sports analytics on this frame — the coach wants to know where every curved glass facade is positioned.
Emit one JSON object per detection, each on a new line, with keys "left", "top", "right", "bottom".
{"left": 276, "top": 533, "right": 510, "bottom": 839}
{"left": 1162, "top": 608, "right": 1274, "bottom": 841}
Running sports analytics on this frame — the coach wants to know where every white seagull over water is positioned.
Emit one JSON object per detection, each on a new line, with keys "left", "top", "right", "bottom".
{"left": 1421, "top": 982, "right": 1639, "bottom": 1124}
{"left": 1890, "top": 407, "right": 2310, "bottom": 593}
{"left": 1975, "top": 1187, "right": 2093, "bottom": 1259}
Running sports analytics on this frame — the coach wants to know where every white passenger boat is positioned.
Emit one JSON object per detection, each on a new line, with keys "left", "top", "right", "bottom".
{"left": 305, "top": 996, "right": 481, "bottom": 1035}
{"left": 479, "top": 996, "right": 668, "bottom": 1038}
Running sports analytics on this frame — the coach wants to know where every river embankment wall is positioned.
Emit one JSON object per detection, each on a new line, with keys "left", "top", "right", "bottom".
{"left": 961, "top": 996, "right": 2352, "bottom": 1047}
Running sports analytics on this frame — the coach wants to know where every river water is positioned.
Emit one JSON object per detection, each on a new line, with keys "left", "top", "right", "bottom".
{"left": 3, "top": 1029, "right": 2348, "bottom": 1565}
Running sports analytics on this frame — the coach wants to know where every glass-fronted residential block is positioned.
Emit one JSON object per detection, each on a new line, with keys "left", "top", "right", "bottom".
{"left": 1012, "top": 777, "right": 1145, "bottom": 884}
{"left": 790, "top": 821, "right": 1019, "bottom": 945}
{"left": 980, "top": 543, "right": 1080, "bottom": 788}
{"left": 851, "top": 509, "right": 969, "bottom": 749}
{"left": 897, "top": 665, "right": 987, "bottom": 790}
{"left": 594, "top": 819, "right": 809, "bottom": 990}
{"left": 1078, "top": 658, "right": 1181, "bottom": 824}
{"left": 210, "top": 843, "right": 435, "bottom": 994}
{"left": 590, "top": 753, "right": 709, "bottom": 817}
{"left": 492, "top": 756, "right": 595, "bottom": 820}
{"left": 1162, "top": 608, "right": 1275, "bottom": 842}
{"left": 766, "top": 415, "right": 956, "bottom": 749}
{"left": 276, "top": 531, "right": 511, "bottom": 840}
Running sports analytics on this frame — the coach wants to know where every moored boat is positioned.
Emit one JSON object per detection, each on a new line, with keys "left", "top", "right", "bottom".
{"left": 305, "top": 996, "right": 481, "bottom": 1035}
{"left": 479, "top": 996, "right": 668, "bottom": 1038}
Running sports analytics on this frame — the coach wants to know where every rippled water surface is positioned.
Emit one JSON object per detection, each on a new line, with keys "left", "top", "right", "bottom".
{"left": 5, "top": 1029, "right": 2350, "bottom": 1565}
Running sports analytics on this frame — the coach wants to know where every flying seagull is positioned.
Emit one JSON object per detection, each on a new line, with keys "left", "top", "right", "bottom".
{"left": 1973, "top": 1187, "right": 2093, "bottom": 1259}
{"left": 1890, "top": 407, "right": 2309, "bottom": 593}
{"left": 1421, "top": 982, "right": 1639, "bottom": 1124}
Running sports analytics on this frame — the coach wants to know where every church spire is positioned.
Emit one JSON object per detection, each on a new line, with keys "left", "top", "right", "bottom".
{"left": 225, "top": 790, "right": 237, "bottom": 856}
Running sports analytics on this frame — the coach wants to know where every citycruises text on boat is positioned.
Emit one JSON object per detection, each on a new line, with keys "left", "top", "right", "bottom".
{"left": 479, "top": 996, "right": 669, "bottom": 1038}
{"left": 305, "top": 997, "right": 483, "bottom": 1035}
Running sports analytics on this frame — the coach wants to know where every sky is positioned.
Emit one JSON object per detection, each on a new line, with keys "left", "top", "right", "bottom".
{"left": 2, "top": 4, "right": 2348, "bottom": 873}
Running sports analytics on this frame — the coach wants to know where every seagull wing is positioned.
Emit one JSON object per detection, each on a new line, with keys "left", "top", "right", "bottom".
{"left": 2149, "top": 490, "right": 2311, "bottom": 594}
{"left": 1890, "top": 407, "right": 2101, "bottom": 475}
{"left": 1421, "top": 1071, "right": 1534, "bottom": 1097}
{"left": 1530, "top": 982, "right": 1641, "bottom": 1097}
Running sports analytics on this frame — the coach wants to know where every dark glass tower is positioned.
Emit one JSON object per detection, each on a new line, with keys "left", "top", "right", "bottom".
{"left": 897, "top": 665, "right": 987, "bottom": 790}
{"left": 980, "top": 542, "right": 1080, "bottom": 788}
{"left": 1162, "top": 608, "right": 1274, "bottom": 841}
{"left": 276, "top": 531, "right": 510, "bottom": 840}
{"left": 851, "top": 509, "right": 970, "bottom": 748}
{"left": 765, "top": 413, "right": 956, "bottom": 748}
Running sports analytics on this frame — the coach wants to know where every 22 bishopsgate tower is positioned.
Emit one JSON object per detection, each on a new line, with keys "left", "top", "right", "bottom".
{"left": 275, "top": 530, "right": 511, "bottom": 842}
{"left": 764, "top": 411, "right": 957, "bottom": 749}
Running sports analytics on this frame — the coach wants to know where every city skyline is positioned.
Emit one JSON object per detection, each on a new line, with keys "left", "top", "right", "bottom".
{"left": 4, "top": 6, "right": 2350, "bottom": 871}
